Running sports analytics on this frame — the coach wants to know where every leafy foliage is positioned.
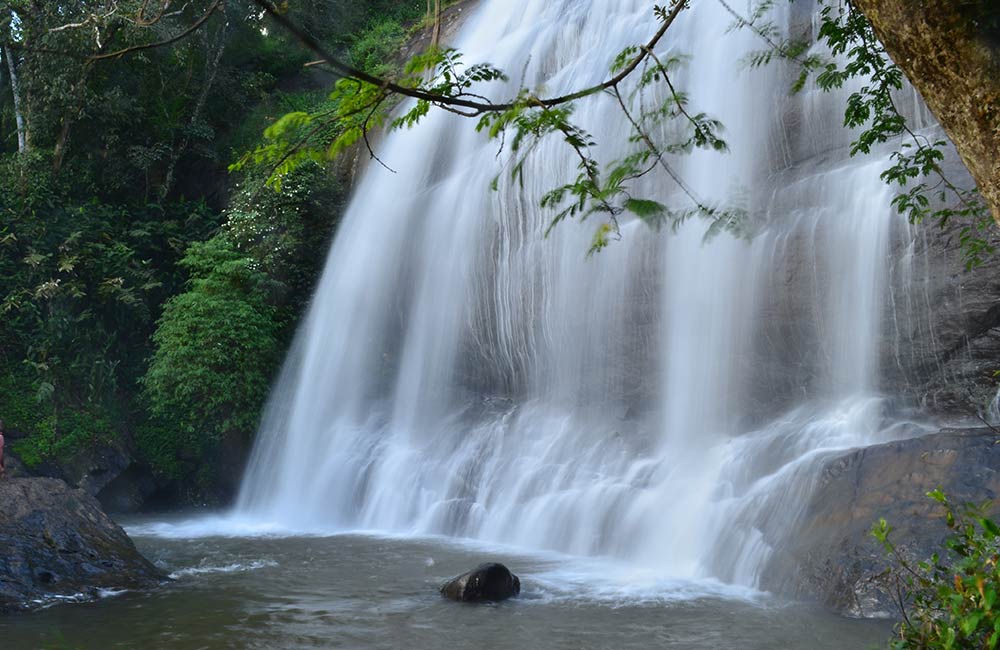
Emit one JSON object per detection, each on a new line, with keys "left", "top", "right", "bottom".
{"left": 139, "top": 162, "right": 341, "bottom": 483}
{"left": 348, "top": 18, "right": 409, "bottom": 77}
{"left": 873, "top": 490, "right": 1000, "bottom": 649}
{"left": 811, "top": 3, "right": 994, "bottom": 271}
{"left": 0, "top": 152, "right": 219, "bottom": 467}
{"left": 0, "top": 370, "right": 115, "bottom": 469}
{"left": 0, "top": 0, "right": 402, "bottom": 497}
{"left": 141, "top": 235, "right": 281, "bottom": 481}
{"left": 226, "top": 162, "right": 342, "bottom": 304}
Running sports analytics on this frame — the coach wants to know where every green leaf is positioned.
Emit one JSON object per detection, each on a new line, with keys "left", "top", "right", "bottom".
{"left": 928, "top": 488, "right": 947, "bottom": 503}
{"left": 981, "top": 517, "right": 1000, "bottom": 538}
{"left": 623, "top": 198, "right": 668, "bottom": 222}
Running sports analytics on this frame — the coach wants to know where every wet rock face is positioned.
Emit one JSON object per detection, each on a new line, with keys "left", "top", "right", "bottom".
{"left": 746, "top": 149, "right": 1000, "bottom": 423}
{"left": 440, "top": 563, "right": 521, "bottom": 602}
{"left": 0, "top": 478, "right": 164, "bottom": 613}
{"left": 8, "top": 428, "right": 243, "bottom": 512}
{"left": 878, "top": 195, "right": 1000, "bottom": 419}
{"left": 764, "top": 428, "right": 1000, "bottom": 617}
{"left": 7, "top": 427, "right": 137, "bottom": 501}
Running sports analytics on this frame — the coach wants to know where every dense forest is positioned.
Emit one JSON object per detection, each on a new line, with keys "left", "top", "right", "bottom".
{"left": 0, "top": 0, "right": 445, "bottom": 502}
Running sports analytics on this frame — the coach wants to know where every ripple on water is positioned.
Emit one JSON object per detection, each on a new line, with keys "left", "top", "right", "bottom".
{"left": 167, "top": 559, "right": 279, "bottom": 580}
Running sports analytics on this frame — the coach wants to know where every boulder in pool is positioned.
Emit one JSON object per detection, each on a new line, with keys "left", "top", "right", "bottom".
{"left": 440, "top": 563, "right": 521, "bottom": 602}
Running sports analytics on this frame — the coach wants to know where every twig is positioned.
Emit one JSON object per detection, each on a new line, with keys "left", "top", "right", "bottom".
{"left": 361, "top": 96, "right": 396, "bottom": 173}
{"left": 89, "top": 0, "right": 222, "bottom": 61}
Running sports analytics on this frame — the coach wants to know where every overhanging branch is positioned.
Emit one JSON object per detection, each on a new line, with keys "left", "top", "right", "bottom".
{"left": 252, "top": 0, "right": 691, "bottom": 115}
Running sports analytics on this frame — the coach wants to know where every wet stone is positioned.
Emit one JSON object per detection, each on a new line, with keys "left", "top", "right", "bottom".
{"left": 440, "top": 563, "right": 521, "bottom": 603}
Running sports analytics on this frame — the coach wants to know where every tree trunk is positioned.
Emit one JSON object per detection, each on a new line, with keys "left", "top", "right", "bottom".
{"left": 159, "top": 10, "right": 229, "bottom": 200}
{"left": 431, "top": 0, "right": 442, "bottom": 48}
{"left": 853, "top": 0, "right": 1000, "bottom": 224}
{"left": 3, "top": 44, "right": 27, "bottom": 154}
{"left": 51, "top": 101, "right": 75, "bottom": 172}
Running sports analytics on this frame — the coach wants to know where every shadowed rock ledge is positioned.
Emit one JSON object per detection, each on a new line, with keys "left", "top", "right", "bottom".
{"left": 764, "top": 428, "right": 1000, "bottom": 617}
{"left": 0, "top": 478, "right": 164, "bottom": 614}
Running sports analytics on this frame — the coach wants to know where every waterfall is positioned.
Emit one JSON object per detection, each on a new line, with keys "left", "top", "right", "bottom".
{"left": 237, "top": 0, "right": 931, "bottom": 586}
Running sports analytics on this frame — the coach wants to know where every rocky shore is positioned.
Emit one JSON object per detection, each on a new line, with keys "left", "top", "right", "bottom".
{"left": 0, "top": 478, "right": 164, "bottom": 613}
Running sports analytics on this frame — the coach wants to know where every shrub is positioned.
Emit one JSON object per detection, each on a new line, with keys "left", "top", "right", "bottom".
{"left": 141, "top": 236, "right": 281, "bottom": 479}
{"left": 874, "top": 490, "right": 1000, "bottom": 649}
{"left": 349, "top": 18, "right": 409, "bottom": 77}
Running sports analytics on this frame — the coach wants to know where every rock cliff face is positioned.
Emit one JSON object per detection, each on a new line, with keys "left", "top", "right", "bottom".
{"left": 857, "top": 0, "right": 1000, "bottom": 418}
{"left": 28, "top": 440, "right": 133, "bottom": 499}
{"left": 747, "top": 67, "right": 1000, "bottom": 423}
{"left": 881, "top": 187, "right": 1000, "bottom": 419}
{"left": 5, "top": 436, "right": 170, "bottom": 515}
{"left": 765, "top": 428, "right": 1000, "bottom": 617}
{"left": 733, "top": 151, "right": 1000, "bottom": 423}
{"left": 0, "top": 478, "right": 164, "bottom": 613}
{"left": 743, "top": 3, "right": 1000, "bottom": 422}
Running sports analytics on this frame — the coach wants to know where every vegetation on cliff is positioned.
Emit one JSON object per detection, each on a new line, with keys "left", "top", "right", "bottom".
{"left": 0, "top": 0, "right": 441, "bottom": 500}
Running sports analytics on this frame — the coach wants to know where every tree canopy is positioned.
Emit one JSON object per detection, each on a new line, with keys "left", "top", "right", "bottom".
{"left": 0, "top": 0, "right": 433, "bottom": 499}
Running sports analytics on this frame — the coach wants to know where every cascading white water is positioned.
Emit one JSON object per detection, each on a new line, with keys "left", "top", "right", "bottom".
{"left": 237, "top": 0, "right": 933, "bottom": 587}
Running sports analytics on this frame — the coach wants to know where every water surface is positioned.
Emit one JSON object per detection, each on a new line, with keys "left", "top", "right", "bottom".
{"left": 2, "top": 516, "right": 891, "bottom": 649}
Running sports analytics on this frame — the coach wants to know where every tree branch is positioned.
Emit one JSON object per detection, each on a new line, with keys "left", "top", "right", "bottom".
{"left": 89, "top": 0, "right": 222, "bottom": 61}
{"left": 611, "top": 83, "right": 709, "bottom": 214}
{"left": 251, "top": 0, "right": 691, "bottom": 115}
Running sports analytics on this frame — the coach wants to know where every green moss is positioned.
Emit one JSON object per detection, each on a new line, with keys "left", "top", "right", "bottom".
{"left": 11, "top": 408, "right": 118, "bottom": 469}
{"left": 0, "top": 369, "right": 120, "bottom": 468}
{"left": 0, "top": 371, "right": 41, "bottom": 435}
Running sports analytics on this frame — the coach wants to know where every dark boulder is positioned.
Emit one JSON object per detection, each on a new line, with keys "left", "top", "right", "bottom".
{"left": 763, "top": 428, "right": 1000, "bottom": 617}
{"left": 0, "top": 477, "right": 165, "bottom": 613}
{"left": 440, "top": 563, "right": 521, "bottom": 602}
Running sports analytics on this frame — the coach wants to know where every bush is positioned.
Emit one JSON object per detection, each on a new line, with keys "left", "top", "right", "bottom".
{"left": 349, "top": 18, "right": 409, "bottom": 77}
{"left": 226, "top": 162, "right": 341, "bottom": 306}
{"left": 874, "top": 490, "right": 1000, "bottom": 649}
{"left": 141, "top": 236, "right": 282, "bottom": 479}
{"left": 138, "top": 160, "right": 342, "bottom": 492}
